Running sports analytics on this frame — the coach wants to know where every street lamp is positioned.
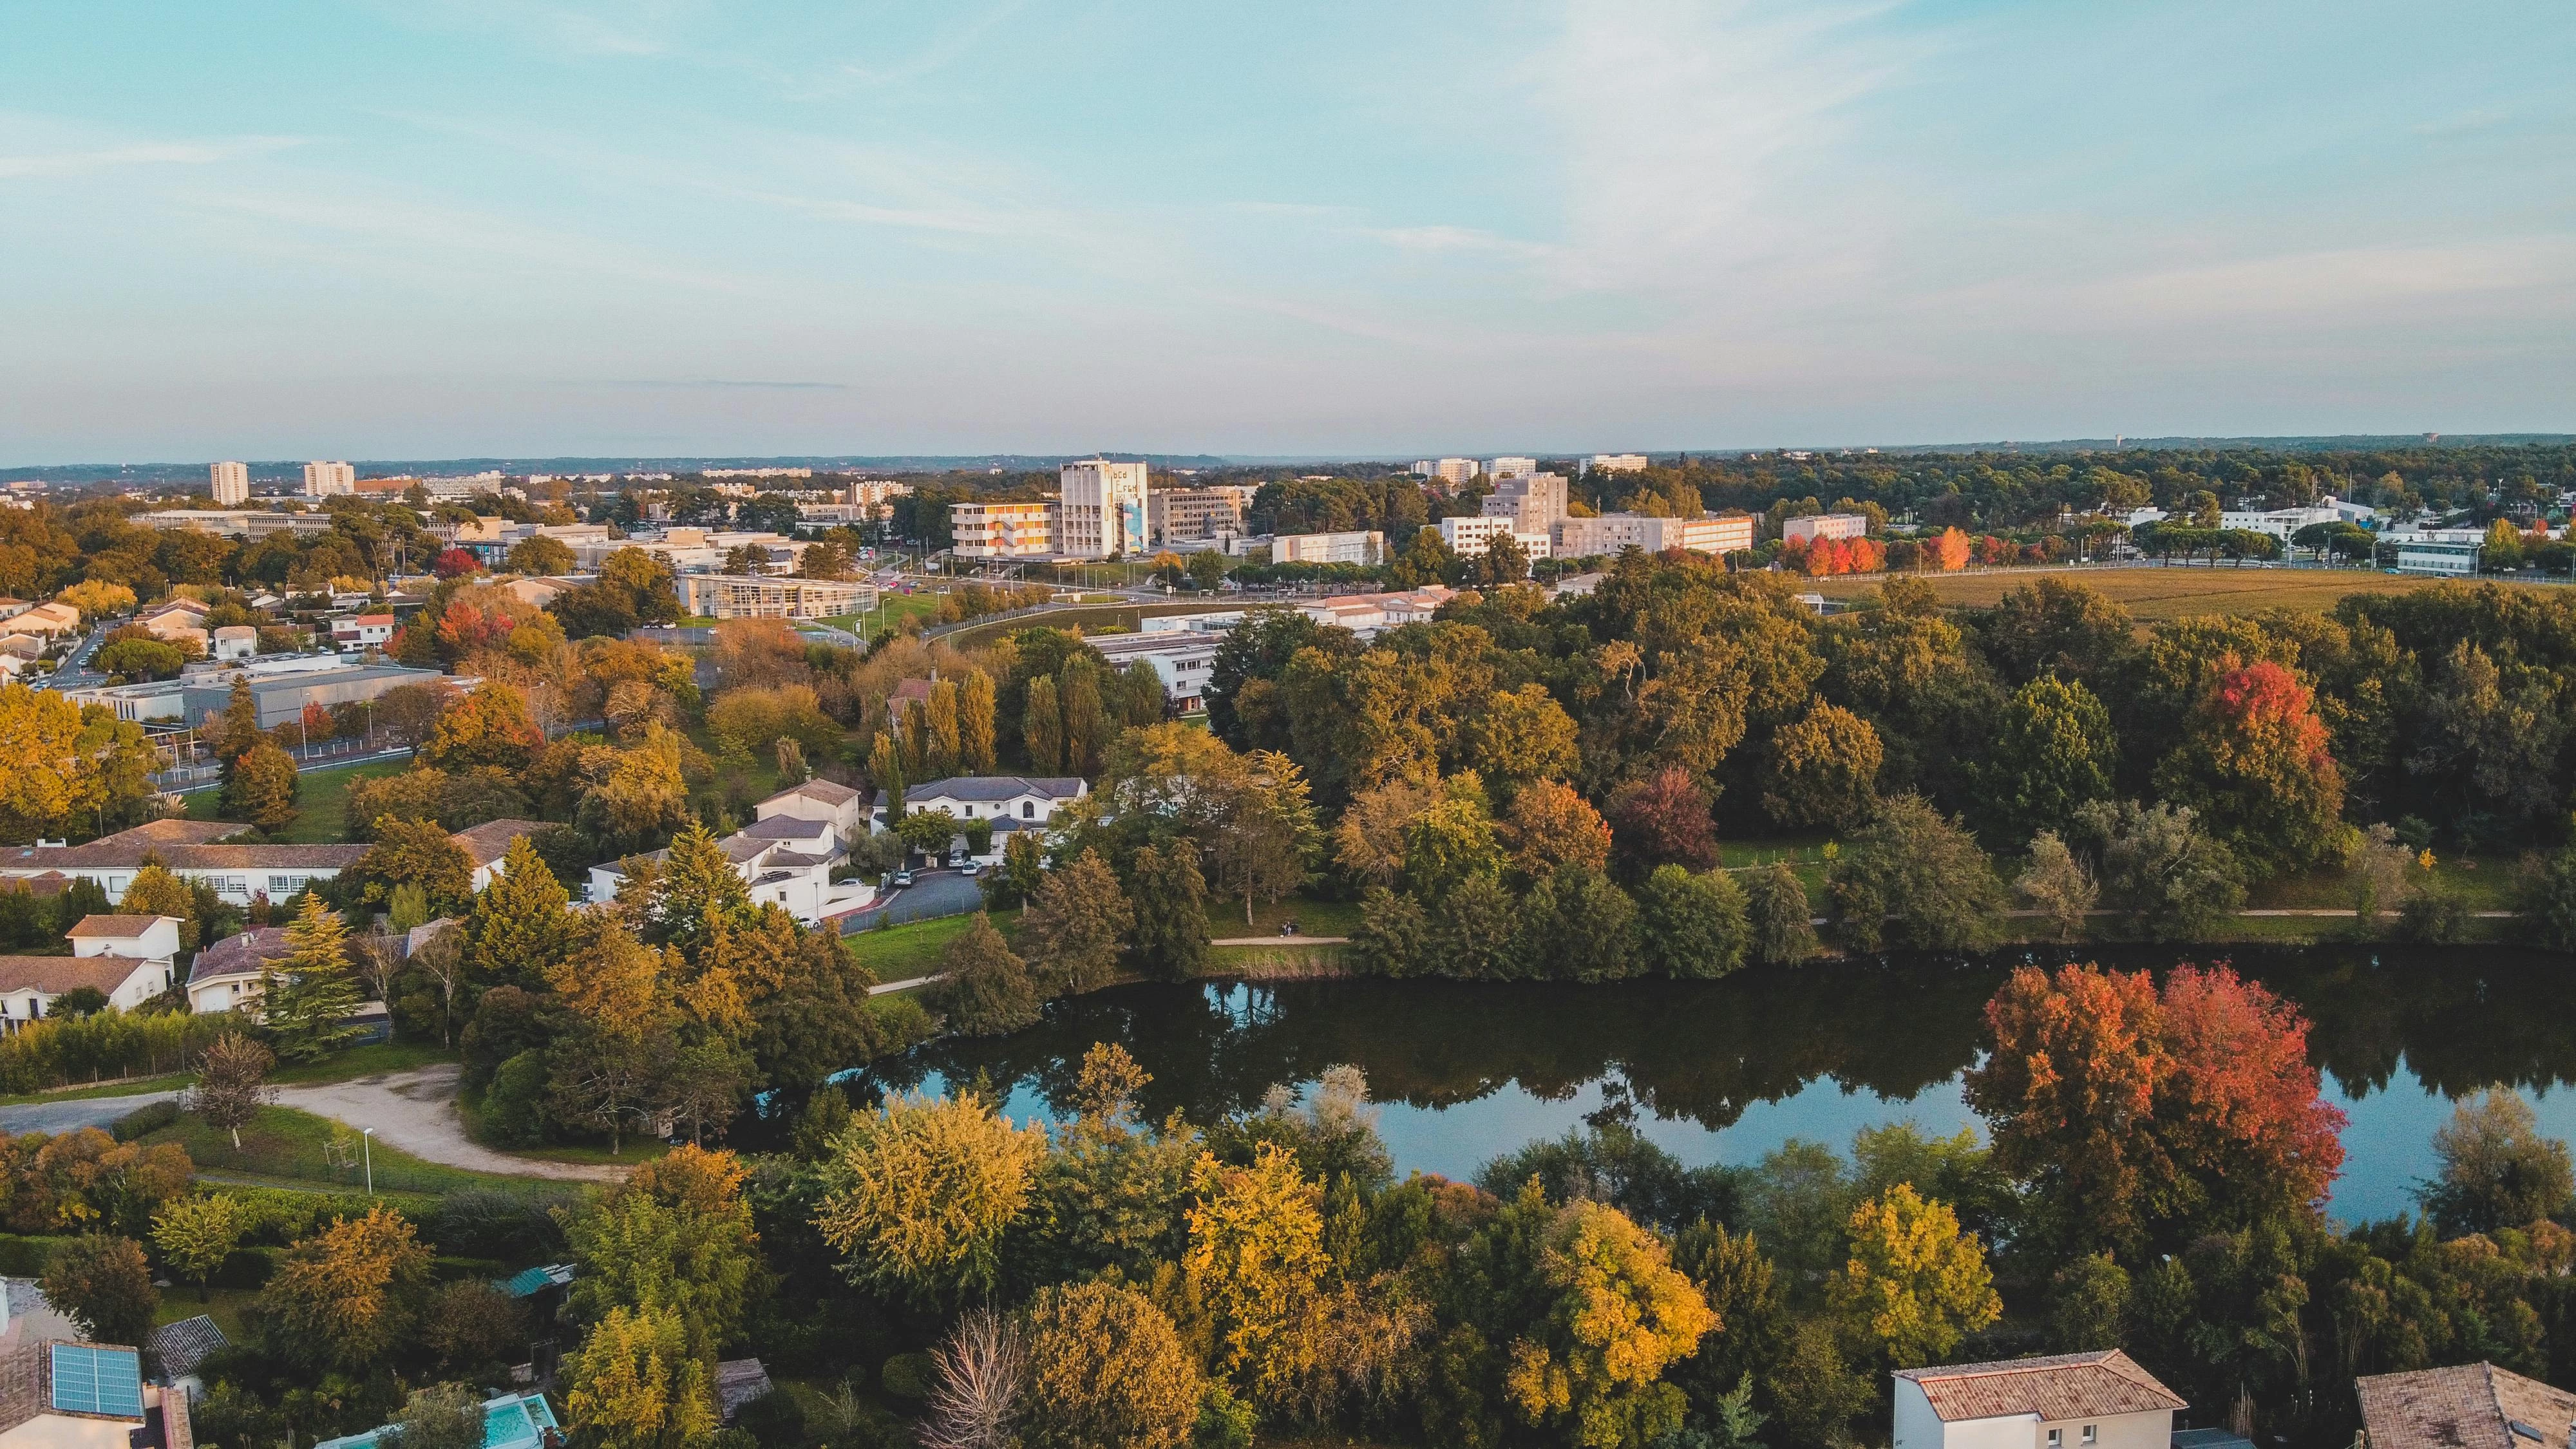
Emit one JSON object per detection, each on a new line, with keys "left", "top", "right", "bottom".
{"left": 361, "top": 1126, "right": 375, "bottom": 1195}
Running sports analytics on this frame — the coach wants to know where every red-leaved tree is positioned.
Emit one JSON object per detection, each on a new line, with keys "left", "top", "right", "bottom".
{"left": 1607, "top": 766, "right": 1719, "bottom": 874}
{"left": 2152, "top": 658, "right": 2346, "bottom": 871}
{"left": 1965, "top": 961, "right": 2344, "bottom": 1260}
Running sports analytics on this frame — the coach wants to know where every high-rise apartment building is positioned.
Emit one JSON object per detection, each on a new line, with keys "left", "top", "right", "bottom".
{"left": 1058, "top": 460, "right": 1149, "bottom": 558}
{"left": 1414, "top": 458, "right": 1481, "bottom": 486}
{"left": 209, "top": 461, "right": 250, "bottom": 505}
{"left": 303, "top": 461, "right": 355, "bottom": 497}
{"left": 1486, "top": 457, "right": 1538, "bottom": 482}
{"left": 1480, "top": 472, "right": 1569, "bottom": 533}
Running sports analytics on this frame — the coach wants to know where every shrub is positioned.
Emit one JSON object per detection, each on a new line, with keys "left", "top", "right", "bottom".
{"left": 109, "top": 1099, "right": 182, "bottom": 1142}
{"left": 881, "top": 1351, "right": 936, "bottom": 1401}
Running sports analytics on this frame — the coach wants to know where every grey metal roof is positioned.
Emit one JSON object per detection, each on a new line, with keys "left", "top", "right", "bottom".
{"left": 871, "top": 776, "right": 1085, "bottom": 808}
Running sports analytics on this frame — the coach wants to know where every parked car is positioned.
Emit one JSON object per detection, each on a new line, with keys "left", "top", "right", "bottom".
{"left": 890, "top": 869, "right": 914, "bottom": 888}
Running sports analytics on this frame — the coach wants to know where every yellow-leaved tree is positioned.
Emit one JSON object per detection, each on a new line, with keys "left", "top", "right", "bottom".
{"left": 1830, "top": 1182, "right": 2002, "bottom": 1368}
{"left": 1182, "top": 1142, "right": 1327, "bottom": 1399}
{"left": 1502, "top": 1193, "right": 1716, "bottom": 1449}
{"left": 812, "top": 1089, "right": 1046, "bottom": 1307}
{"left": 564, "top": 1303, "right": 716, "bottom": 1449}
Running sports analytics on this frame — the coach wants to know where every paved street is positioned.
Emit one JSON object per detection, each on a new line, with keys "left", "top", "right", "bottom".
{"left": 840, "top": 867, "right": 983, "bottom": 931}
{"left": 0, "top": 1090, "right": 181, "bottom": 1137}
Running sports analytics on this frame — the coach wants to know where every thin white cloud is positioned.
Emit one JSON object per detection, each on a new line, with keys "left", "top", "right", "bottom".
{"left": 836, "top": 1, "right": 1026, "bottom": 86}
{"left": 1371, "top": 225, "right": 1559, "bottom": 262}
{"left": 0, "top": 137, "right": 305, "bottom": 180}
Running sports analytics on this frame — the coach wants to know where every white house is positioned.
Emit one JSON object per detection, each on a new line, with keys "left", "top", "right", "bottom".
{"left": 66, "top": 914, "right": 181, "bottom": 982}
{"left": 753, "top": 779, "right": 869, "bottom": 849}
{"left": 186, "top": 925, "right": 290, "bottom": 1018}
{"left": 587, "top": 828, "right": 874, "bottom": 927}
{"left": 328, "top": 612, "right": 395, "bottom": 649}
{"left": 0, "top": 913, "right": 180, "bottom": 1023}
{"left": 0, "top": 820, "right": 365, "bottom": 907}
{"left": 1893, "top": 1352, "right": 2187, "bottom": 1449}
{"left": 872, "top": 777, "right": 1087, "bottom": 834}
{"left": 451, "top": 818, "right": 547, "bottom": 892}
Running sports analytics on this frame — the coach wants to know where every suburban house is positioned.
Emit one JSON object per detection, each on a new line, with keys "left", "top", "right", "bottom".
{"left": 0, "top": 820, "right": 365, "bottom": 905}
{"left": 209, "top": 626, "right": 256, "bottom": 663}
{"left": 315, "top": 1392, "right": 554, "bottom": 1449}
{"left": 66, "top": 914, "right": 182, "bottom": 985}
{"left": 328, "top": 612, "right": 395, "bottom": 649}
{"left": 753, "top": 779, "right": 869, "bottom": 848}
{"left": 8, "top": 603, "right": 81, "bottom": 638}
{"left": 871, "top": 776, "right": 1087, "bottom": 835}
{"left": 0, "top": 1280, "right": 193, "bottom": 1449}
{"left": 1893, "top": 1351, "right": 2190, "bottom": 1449}
{"left": 185, "top": 926, "right": 290, "bottom": 1017}
{"left": 0, "top": 951, "right": 174, "bottom": 1026}
{"left": 450, "top": 818, "right": 547, "bottom": 891}
{"left": 588, "top": 823, "right": 874, "bottom": 927}
{"left": 2355, "top": 1362, "right": 2576, "bottom": 1449}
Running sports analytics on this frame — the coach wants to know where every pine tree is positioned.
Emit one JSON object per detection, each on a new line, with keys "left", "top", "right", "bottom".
{"left": 959, "top": 671, "right": 998, "bottom": 773}
{"left": 471, "top": 836, "right": 575, "bottom": 990}
{"left": 223, "top": 743, "right": 301, "bottom": 831}
{"left": 263, "top": 895, "right": 361, "bottom": 1061}
{"left": 1127, "top": 843, "right": 1209, "bottom": 982}
{"left": 215, "top": 679, "right": 261, "bottom": 764}
{"left": 1024, "top": 676, "right": 1064, "bottom": 773}
{"left": 648, "top": 821, "right": 750, "bottom": 954}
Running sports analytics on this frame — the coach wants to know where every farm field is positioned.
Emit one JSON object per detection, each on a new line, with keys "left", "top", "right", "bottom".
{"left": 1807, "top": 564, "right": 2564, "bottom": 620}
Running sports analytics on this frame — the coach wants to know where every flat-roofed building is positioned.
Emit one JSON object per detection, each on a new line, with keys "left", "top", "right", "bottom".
{"left": 1060, "top": 460, "right": 1150, "bottom": 558}
{"left": 1783, "top": 513, "right": 1870, "bottom": 544}
{"left": 1481, "top": 472, "right": 1569, "bottom": 531}
{"left": 1088, "top": 630, "right": 1224, "bottom": 712}
{"left": 1591, "top": 454, "right": 1651, "bottom": 473}
{"left": 1487, "top": 457, "right": 1538, "bottom": 481}
{"left": 674, "top": 573, "right": 876, "bottom": 621}
{"left": 1415, "top": 458, "right": 1480, "bottom": 486}
{"left": 1439, "top": 515, "right": 1553, "bottom": 560}
{"left": 1273, "top": 531, "right": 1385, "bottom": 565}
{"left": 173, "top": 661, "right": 448, "bottom": 729}
{"left": 303, "top": 460, "right": 355, "bottom": 497}
{"left": 210, "top": 460, "right": 250, "bottom": 505}
{"left": 1149, "top": 487, "right": 1248, "bottom": 545}
{"left": 950, "top": 500, "right": 1058, "bottom": 558}
{"left": 1555, "top": 512, "right": 1754, "bottom": 558}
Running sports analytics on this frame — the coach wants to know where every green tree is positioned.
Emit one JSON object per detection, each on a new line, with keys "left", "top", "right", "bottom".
{"left": 40, "top": 1234, "right": 158, "bottom": 1347}
{"left": 565, "top": 1146, "right": 761, "bottom": 1368}
{"left": 1127, "top": 843, "right": 1210, "bottom": 981}
{"left": 2047, "top": 1254, "right": 2132, "bottom": 1352}
{"left": 1017, "top": 849, "right": 1133, "bottom": 996}
{"left": 1024, "top": 675, "right": 1065, "bottom": 774}
{"left": 1059, "top": 662, "right": 1106, "bottom": 775}
{"left": 2517, "top": 843, "right": 2576, "bottom": 952}
{"left": 1636, "top": 866, "right": 1750, "bottom": 978}
{"left": 2419, "top": 1090, "right": 2575, "bottom": 1236}
{"left": 504, "top": 535, "right": 576, "bottom": 576}
{"left": 1826, "top": 795, "right": 2006, "bottom": 953}
{"left": 1519, "top": 863, "right": 1640, "bottom": 983}
{"left": 223, "top": 741, "right": 301, "bottom": 831}
{"left": 1761, "top": 703, "right": 1882, "bottom": 833}
{"left": 1747, "top": 862, "right": 1819, "bottom": 965}
{"left": 1350, "top": 886, "right": 1431, "bottom": 978}
{"left": 263, "top": 894, "right": 361, "bottom": 1061}
{"left": 1501, "top": 1195, "right": 1715, "bottom": 1449}
{"left": 933, "top": 913, "right": 1041, "bottom": 1036}
{"left": 2075, "top": 799, "right": 2244, "bottom": 941}
{"left": 1977, "top": 677, "right": 2116, "bottom": 844}
{"left": 349, "top": 815, "right": 477, "bottom": 916}
{"left": 2151, "top": 660, "right": 2345, "bottom": 875}
{"left": 1463, "top": 684, "right": 1581, "bottom": 790}
{"left": 1828, "top": 1184, "right": 2000, "bottom": 1368}
{"left": 470, "top": 835, "right": 576, "bottom": 992}
{"left": 1021, "top": 1281, "right": 1202, "bottom": 1449}
{"left": 152, "top": 1194, "right": 249, "bottom": 1302}
{"left": 2014, "top": 831, "right": 2098, "bottom": 942}
{"left": 381, "top": 1383, "right": 485, "bottom": 1449}
{"left": 959, "top": 670, "right": 999, "bottom": 773}
{"left": 815, "top": 1088, "right": 1048, "bottom": 1308}
{"left": 897, "top": 807, "right": 963, "bottom": 861}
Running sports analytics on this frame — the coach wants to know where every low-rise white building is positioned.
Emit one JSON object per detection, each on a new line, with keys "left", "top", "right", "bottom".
{"left": 1590, "top": 453, "right": 1651, "bottom": 473}
{"left": 674, "top": 573, "right": 876, "bottom": 621}
{"left": 1088, "top": 630, "right": 1223, "bottom": 713}
{"left": 754, "top": 779, "right": 870, "bottom": 848}
{"left": 1273, "top": 531, "right": 1385, "bottom": 566}
{"left": 1298, "top": 586, "right": 1454, "bottom": 638}
{"left": 186, "top": 925, "right": 290, "bottom": 1018}
{"left": 1554, "top": 512, "right": 1755, "bottom": 558}
{"left": 1893, "top": 1351, "right": 2186, "bottom": 1449}
{"left": 873, "top": 776, "right": 1088, "bottom": 837}
{"left": 0, "top": 821, "right": 365, "bottom": 906}
{"left": 0, "top": 914, "right": 182, "bottom": 1023}
{"left": 1439, "top": 515, "right": 1553, "bottom": 560}
{"left": 1783, "top": 513, "right": 1871, "bottom": 544}
{"left": 587, "top": 806, "right": 875, "bottom": 927}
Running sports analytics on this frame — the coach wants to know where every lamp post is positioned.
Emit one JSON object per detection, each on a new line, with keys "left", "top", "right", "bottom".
{"left": 361, "top": 1126, "right": 375, "bottom": 1195}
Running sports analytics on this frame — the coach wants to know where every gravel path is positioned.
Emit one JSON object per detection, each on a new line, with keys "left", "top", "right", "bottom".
{"left": 271, "top": 1065, "right": 627, "bottom": 1183}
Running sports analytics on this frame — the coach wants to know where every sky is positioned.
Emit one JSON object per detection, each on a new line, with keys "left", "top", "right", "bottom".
{"left": 3, "top": 0, "right": 2571, "bottom": 463}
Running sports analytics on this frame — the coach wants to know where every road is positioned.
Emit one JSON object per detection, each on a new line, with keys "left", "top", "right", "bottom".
{"left": 33, "top": 624, "right": 110, "bottom": 692}
{"left": 0, "top": 1090, "right": 181, "bottom": 1136}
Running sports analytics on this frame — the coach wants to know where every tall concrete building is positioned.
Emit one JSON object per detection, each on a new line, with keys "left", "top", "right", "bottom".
{"left": 1414, "top": 458, "right": 1480, "bottom": 486}
{"left": 303, "top": 461, "right": 355, "bottom": 497}
{"left": 1148, "top": 486, "right": 1248, "bottom": 545}
{"left": 1058, "top": 460, "right": 1148, "bottom": 558}
{"left": 1486, "top": 457, "right": 1538, "bottom": 482}
{"left": 209, "top": 461, "right": 250, "bottom": 505}
{"left": 1591, "top": 454, "right": 1651, "bottom": 474}
{"left": 1481, "top": 471, "right": 1569, "bottom": 532}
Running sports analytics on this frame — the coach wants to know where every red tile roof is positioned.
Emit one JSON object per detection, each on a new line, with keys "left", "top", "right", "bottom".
{"left": 64, "top": 915, "right": 174, "bottom": 940}
{"left": 448, "top": 819, "right": 547, "bottom": 868}
{"left": 2357, "top": 1363, "right": 2576, "bottom": 1449}
{"left": 0, "top": 956, "right": 158, "bottom": 998}
{"left": 1895, "top": 1351, "right": 2186, "bottom": 1423}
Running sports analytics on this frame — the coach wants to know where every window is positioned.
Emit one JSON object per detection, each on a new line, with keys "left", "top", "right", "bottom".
{"left": 210, "top": 876, "right": 248, "bottom": 896}
{"left": 270, "top": 875, "right": 312, "bottom": 895}
{"left": 2082, "top": 1429, "right": 2096, "bottom": 1446}
{"left": 2048, "top": 1432, "right": 2062, "bottom": 1448}
{"left": 1019, "top": 800, "right": 1033, "bottom": 819}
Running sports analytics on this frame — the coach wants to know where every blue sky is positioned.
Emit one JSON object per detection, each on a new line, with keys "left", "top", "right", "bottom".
{"left": 3, "top": 0, "right": 2570, "bottom": 462}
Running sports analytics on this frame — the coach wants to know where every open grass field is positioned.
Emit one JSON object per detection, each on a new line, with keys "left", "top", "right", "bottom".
{"left": 1808, "top": 564, "right": 2564, "bottom": 620}
{"left": 140, "top": 1104, "right": 551, "bottom": 1195}
{"left": 846, "top": 909, "right": 1020, "bottom": 981}
{"left": 1205, "top": 891, "right": 1363, "bottom": 938}
{"left": 187, "top": 756, "right": 409, "bottom": 842}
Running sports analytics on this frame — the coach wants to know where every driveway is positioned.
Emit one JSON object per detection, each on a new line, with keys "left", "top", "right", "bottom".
{"left": 840, "top": 868, "right": 984, "bottom": 932}
{"left": 273, "top": 1065, "right": 625, "bottom": 1183}
{"left": 0, "top": 1090, "right": 182, "bottom": 1137}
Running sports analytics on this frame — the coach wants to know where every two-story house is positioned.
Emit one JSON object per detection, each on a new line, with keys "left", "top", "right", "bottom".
{"left": 753, "top": 779, "right": 869, "bottom": 851}
{"left": 1894, "top": 1352, "right": 2189, "bottom": 1449}
{"left": 2356, "top": 1361, "right": 2576, "bottom": 1449}
{"left": 0, "top": 914, "right": 182, "bottom": 1025}
{"left": 871, "top": 776, "right": 1086, "bottom": 840}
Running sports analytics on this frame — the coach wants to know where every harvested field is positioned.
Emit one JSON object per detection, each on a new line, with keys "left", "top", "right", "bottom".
{"left": 1807, "top": 564, "right": 2564, "bottom": 620}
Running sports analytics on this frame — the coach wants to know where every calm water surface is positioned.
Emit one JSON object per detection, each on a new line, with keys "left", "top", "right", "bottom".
{"left": 848, "top": 945, "right": 2576, "bottom": 1223}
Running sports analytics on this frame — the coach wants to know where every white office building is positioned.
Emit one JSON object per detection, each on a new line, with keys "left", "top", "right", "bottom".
{"left": 1590, "top": 454, "right": 1651, "bottom": 474}
{"left": 1059, "top": 460, "right": 1150, "bottom": 558}
{"left": 303, "top": 460, "right": 355, "bottom": 497}
{"left": 1783, "top": 513, "right": 1870, "bottom": 544}
{"left": 209, "top": 460, "right": 250, "bottom": 505}
{"left": 1486, "top": 457, "right": 1539, "bottom": 482}
{"left": 1440, "top": 515, "right": 1553, "bottom": 560}
{"left": 1555, "top": 513, "right": 1755, "bottom": 558}
{"left": 1273, "top": 531, "right": 1386, "bottom": 565}
{"left": 1414, "top": 459, "right": 1481, "bottom": 486}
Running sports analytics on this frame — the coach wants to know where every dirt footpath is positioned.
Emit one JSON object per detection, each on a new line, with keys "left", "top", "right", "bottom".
{"left": 274, "top": 1064, "right": 627, "bottom": 1184}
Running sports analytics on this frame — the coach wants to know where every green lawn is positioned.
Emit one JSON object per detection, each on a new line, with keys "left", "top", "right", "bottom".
{"left": 140, "top": 1105, "right": 555, "bottom": 1195}
{"left": 1204, "top": 891, "right": 1363, "bottom": 938}
{"left": 186, "top": 757, "right": 410, "bottom": 843}
{"left": 847, "top": 909, "right": 1019, "bottom": 982}
{"left": 155, "top": 1285, "right": 261, "bottom": 1343}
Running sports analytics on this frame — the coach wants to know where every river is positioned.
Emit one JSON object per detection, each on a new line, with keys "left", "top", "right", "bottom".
{"left": 844, "top": 944, "right": 2576, "bottom": 1224}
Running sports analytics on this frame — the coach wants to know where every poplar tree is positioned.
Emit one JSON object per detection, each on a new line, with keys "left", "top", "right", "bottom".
{"left": 1058, "top": 661, "right": 1104, "bottom": 775}
{"left": 1024, "top": 676, "right": 1064, "bottom": 774}
{"left": 926, "top": 678, "right": 962, "bottom": 777}
{"left": 958, "top": 670, "right": 998, "bottom": 773}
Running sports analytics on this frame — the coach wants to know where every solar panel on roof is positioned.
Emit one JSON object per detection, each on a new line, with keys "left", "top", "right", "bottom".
{"left": 48, "top": 1343, "right": 144, "bottom": 1417}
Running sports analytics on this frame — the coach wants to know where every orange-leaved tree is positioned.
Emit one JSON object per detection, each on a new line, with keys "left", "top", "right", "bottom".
{"left": 2152, "top": 658, "right": 2345, "bottom": 872}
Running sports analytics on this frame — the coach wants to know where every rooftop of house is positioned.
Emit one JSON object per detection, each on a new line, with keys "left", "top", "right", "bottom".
{"left": 873, "top": 775, "right": 1086, "bottom": 808}
{"left": 149, "top": 1316, "right": 228, "bottom": 1383}
{"left": 189, "top": 927, "right": 290, "bottom": 987}
{"left": 63, "top": 915, "right": 175, "bottom": 942}
{"left": 2356, "top": 1363, "right": 2576, "bottom": 1449}
{"left": 0, "top": 956, "right": 158, "bottom": 998}
{"left": 716, "top": 1359, "right": 773, "bottom": 1424}
{"left": 1894, "top": 1351, "right": 2187, "bottom": 1423}
{"left": 741, "top": 815, "right": 834, "bottom": 843}
{"left": 448, "top": 819, "right": 546, "bottom": 869}
{"left": 0, "top": 821, "right": 365, "bottom": 873}
{"left": 766, "top": 777, "right": 860, "bottom": 807}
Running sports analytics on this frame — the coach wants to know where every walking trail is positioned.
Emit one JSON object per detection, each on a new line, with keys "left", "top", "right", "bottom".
{"left": 272, "top": 1064, "right": 627, "bottom": 1184}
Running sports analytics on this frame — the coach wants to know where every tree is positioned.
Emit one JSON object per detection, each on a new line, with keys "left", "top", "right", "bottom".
{"left": 1762, "top": 703, "right": 1882, "bottom": 833}
{"left": 1059, "top": 661, "right": 1106, "bottom": 775}
{"left": 263, "top": 1204, "right": 434, "bottom": 1369}
{"left": 40, "top": 1233, "right": 158, "bottom": 1346}
{"left": 1185, "top": 1142, "right": 1327, "bottom": 1394}
{"left": 921, "top": 1308, "right": 1026, "bottom": 1449}
{"left": 1207, "top": 750, "right": 1317, "bottom": 925}
{"left": 118, "top": 863, "right": 197, "bottom": 947}
{"left": 934, "top": 913, "right": 1041, "bottom": 1036}
{"left": 1021, "top": 1281, "right": 1201, "bottom": 1449}
{"left": 1609, "top": 767, "right": 1718, "bottom": 875}
{"left": 564, "top": 1304, "right": 718, "bottom": 1449}
{"left": 2523, "top": 844, "right": 2576, "bottom": 953}
{"left": 1016, "top": 849, "right": 1133, "bottom": 996}
{"left": 1024, "top": 675, "right": 1064, "bottom": 773}
{"left": 1826, "top": 794, "right": 2006, "bottom": 952}
{"left": 1830, "top": 1184, "right": 2000, "bottom": 1367}
{"left": 152, "top": 1193, "right": 249, "bottom": 1301}
{"left": 263, "top": 895, "right": 361, "bottom": 1061}
{"left": 1464, "top": 684, "right": 1580, "bottom": 790}
{"left": 56, "top": 580, "right": 138, "bottom": 618}
{"left": 2047, "top": 1254, "right": 2131, "bottom": 1352}
{"left": 2152, "top": 660, "right": 2345, "bottom": 874}
{"left": 565, "top": 1146, "right": 761, "bottom": 1368}
{"left": 422, "top": 681, "right": 544, "bottom": 773}
{"left": 1501, "top": 779, "right": 1612, "bottom": 878}
{"left": 2075, "top": 799, "right": 2245, "bottom": 941}
{"left": 1636, "top": 865, "right": 1750, "bottom": 979}
{"left": 814, "top": 1088, "right": 1048, "bottom": 1307}
{"left": 186, "top": 1033, "right": 274, "bottom": 1148}
{"left": 470, "top": 835, "right": 575, "bottom": 992}
{"left": 2015, "top": 831, "right": 2097, "bottom": 942}
{"left": 1519, "top": 863, "right": 1640, "bottom": 983}
{"left": 1128, "top": 844, "right": 1209, "bottom": 981}
{"left": 1978, "top": 677, "right": 2117, "bottom": 844}
{"left": 898, "top": 807, "right": 964, "bottom": 862}
{"left": 222, "top": 742, "right": 301, "bottom": 831}
{"left": 349, "top": 815, "right": 477, "bottom": 916}
{"left": 1928, "top": 527, "right": 1970, "bottom": 571}
{"left": 502, "top": 534, "right": 576, "bottom": 576}
{"left": 381, "top": 1383, "right": 485, "bottom": 1449}
{"left": 960, "top": 670, "right": 999, "bottom": 773}
{"left": 1502, "top": 1195, "right": 1716, "bottom": 1449}
{"left": 1747, "top": 862, "right": 1818, "bottom": 965}
{"left": 2420, "top": 1090, "right": 2575, "bottom": 1236}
